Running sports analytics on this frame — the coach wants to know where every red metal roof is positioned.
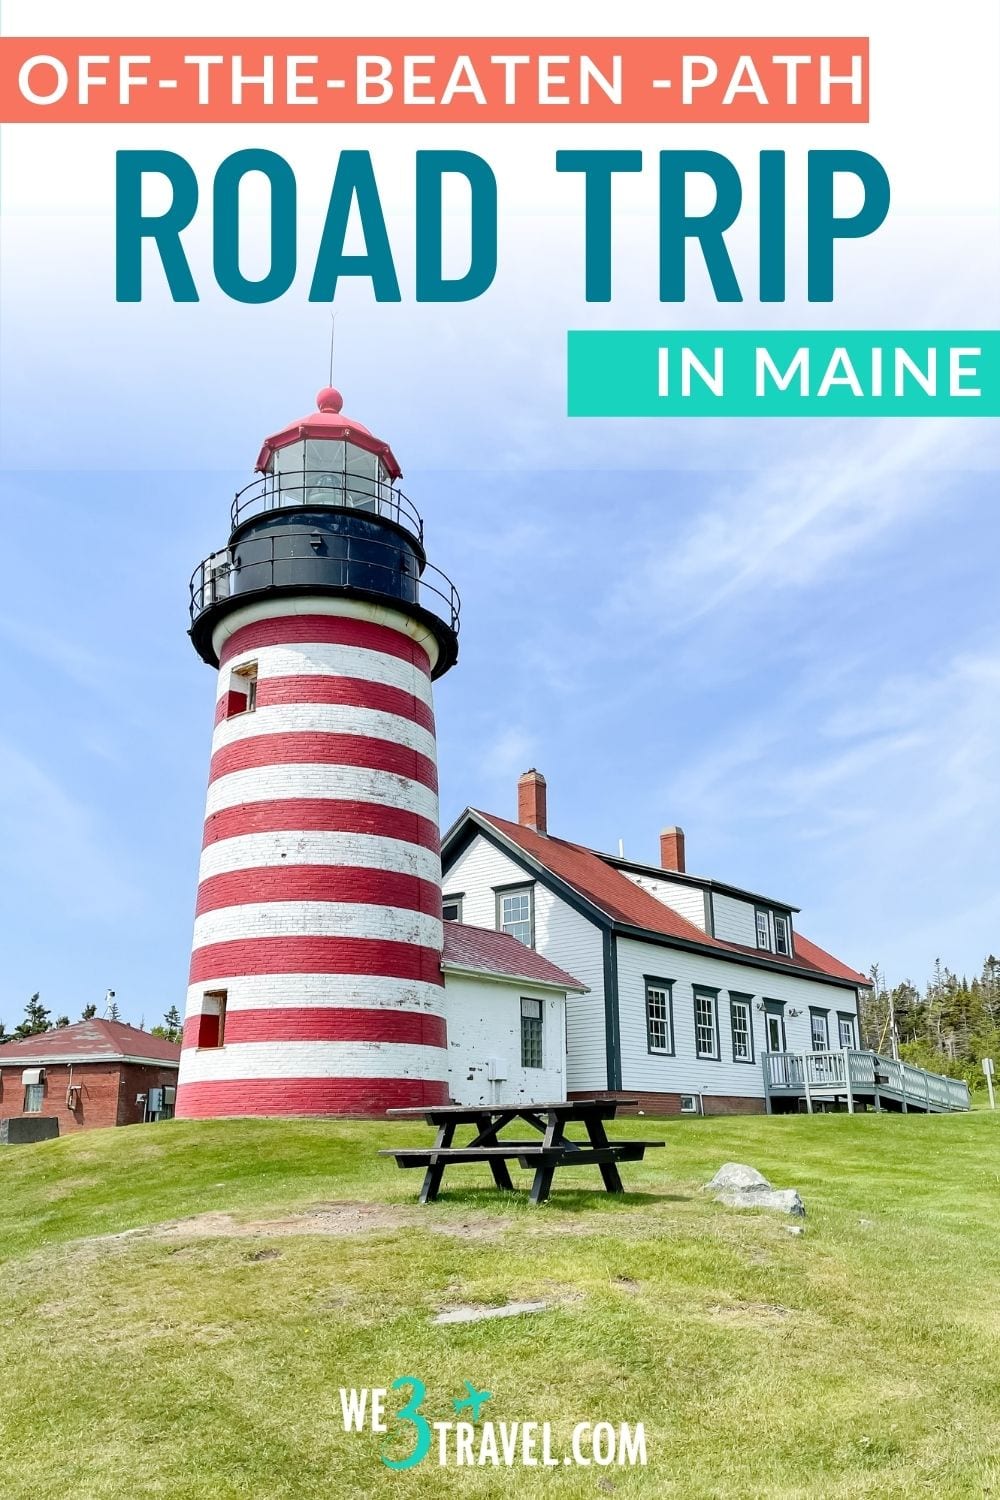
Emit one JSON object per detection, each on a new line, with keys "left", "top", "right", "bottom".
{"left": 255, "top": 387, "right": 403, "bottom": 480}
{"left": 0, "top": 1020, "right": 181, "bottom": 1066}
{"left": 443, "top": 922, "right": 587, "bottom": 992}
{"left": 472, "top": 812, "right": 870, "bottom": 988}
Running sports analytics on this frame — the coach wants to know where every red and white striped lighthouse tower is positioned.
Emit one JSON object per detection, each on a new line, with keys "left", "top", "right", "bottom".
{"left": 176, "top": 388, "right": 459, "bottom": 1118}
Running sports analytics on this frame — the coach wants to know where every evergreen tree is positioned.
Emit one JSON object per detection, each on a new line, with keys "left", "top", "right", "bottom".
{"left": 14, "top": 993, "right": 51, "bottom": 1039}
{"left": 55, "top": 1016, "right": 70, "bottom": 1028}
{"left": 80, "top": 1003, "right": 97, "bottom": 1020}
{"left": 106, "top": 1001, "right": 121, "bottom": 1022}
{"left": 152, "top": 1005, "right": 183, "bottom": 1044}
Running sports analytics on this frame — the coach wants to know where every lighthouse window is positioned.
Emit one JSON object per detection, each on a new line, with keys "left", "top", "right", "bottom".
{"left": 303, "top": 439, "right": 348, "bottom": 504}
{"left": 344, "top": 446, "right": 382, "bottom": 511}
{"left": 227, "top": 662, "right": 258, "bottom": 717}
{"left": 496, "top": 886, "right": 534, "bottom": 948}
{"left": 198, "top": 991, "right": 228, "bottom": 1049}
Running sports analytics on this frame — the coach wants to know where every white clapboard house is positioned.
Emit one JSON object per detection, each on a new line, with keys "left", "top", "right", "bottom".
{"left": 441, "top": 771, "right": 874, "bottom": 1116}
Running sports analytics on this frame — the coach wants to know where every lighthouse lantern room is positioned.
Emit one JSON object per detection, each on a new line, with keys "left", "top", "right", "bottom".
{"left": 177, "top": 388, "right": 459, "bottom": 1119}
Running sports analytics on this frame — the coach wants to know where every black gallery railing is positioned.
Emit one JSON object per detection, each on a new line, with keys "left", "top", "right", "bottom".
{"left": 189, "top": 528, "right": 460, "bottom": 638}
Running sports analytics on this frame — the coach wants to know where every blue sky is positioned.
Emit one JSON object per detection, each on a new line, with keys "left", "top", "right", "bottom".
{"left": 1, "top": 410, "right": 998, "bottom": 1031}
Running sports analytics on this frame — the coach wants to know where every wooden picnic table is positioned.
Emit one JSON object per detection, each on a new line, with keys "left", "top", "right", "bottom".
{"left": 379, "top": 1098, "right": 664, "bottom": 1205}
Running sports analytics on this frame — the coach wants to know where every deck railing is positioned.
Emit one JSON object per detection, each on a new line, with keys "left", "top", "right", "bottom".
{"left": 763, "top": 1049, "right": 970, "bottom": 1113}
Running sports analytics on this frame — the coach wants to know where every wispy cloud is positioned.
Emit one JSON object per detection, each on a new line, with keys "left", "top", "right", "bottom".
{"left": 610, "top": 420, "right": 970, "bottom": 635}
{"left": 661, "top": 641, "right": 1000, "bottom": 978}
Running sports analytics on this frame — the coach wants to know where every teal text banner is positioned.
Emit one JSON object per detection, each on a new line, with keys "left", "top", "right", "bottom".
{"left": 567, "top": 331, "right": 1000, "bottom": 416}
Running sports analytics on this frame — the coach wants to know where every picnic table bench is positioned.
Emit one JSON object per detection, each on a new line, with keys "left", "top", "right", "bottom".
{"left": 379, "top": 1098, "right": 664, "bottom": 1205}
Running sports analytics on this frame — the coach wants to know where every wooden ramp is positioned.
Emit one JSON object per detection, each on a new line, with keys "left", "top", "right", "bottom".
{"left": 763, "top": 1049, "right": 970, "bottom": 1115}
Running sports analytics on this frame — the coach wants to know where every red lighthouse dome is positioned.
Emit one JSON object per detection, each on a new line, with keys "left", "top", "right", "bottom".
{"left": 176, "top": 389, "right": 459, "bottom": 1119}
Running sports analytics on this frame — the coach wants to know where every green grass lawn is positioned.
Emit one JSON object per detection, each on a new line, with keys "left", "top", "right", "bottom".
{"left": 1, "top": 1111, "right": 998, "bottom": 1499}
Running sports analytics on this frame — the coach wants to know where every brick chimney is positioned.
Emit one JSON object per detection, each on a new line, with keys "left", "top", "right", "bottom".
{"left": 660, "top": 826, "right": 686, "bottom": 872}
{"left": 518, "top": 769, "right": 548, "bottom": 834}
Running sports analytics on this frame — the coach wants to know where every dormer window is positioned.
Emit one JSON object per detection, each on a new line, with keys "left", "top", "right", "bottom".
{"left": 773, "top": 913, "right": 791, "bottom": 956}
{"left": 755, "top": 908, "right": 771, "bottom": 950}
{"left": 755, "top": 907, "right": 792, "bottom": 956}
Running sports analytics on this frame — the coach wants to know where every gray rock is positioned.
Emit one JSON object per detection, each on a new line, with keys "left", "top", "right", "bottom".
{"left": 704, "top": 1162, "right": 772, "bottom": 1193}
{"left": 714, "top": 1186, "right": 805, "bottom": 1217}
{"left": 705, "top": 1163, "right": 804, "bottom": 1217}
{"left": 784, "top": 1224, "right": 805, "bottom": 1236}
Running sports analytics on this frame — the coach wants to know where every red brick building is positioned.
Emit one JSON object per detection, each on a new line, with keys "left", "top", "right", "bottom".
{"left": 0, "top": 1020, "right": 181, "bottom": 1133}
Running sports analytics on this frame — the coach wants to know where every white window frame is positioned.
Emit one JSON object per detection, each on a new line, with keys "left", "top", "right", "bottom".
{"left": 496, "top": 885, "right": 534, "bottom": 948}
{"left": 773, "top": 913, "right": 791, "bottom": 957}
{"left": 810, "top": 1008, "right": 830, "bottom": 1053}
{"left": 644, "top": 978, "right": 674, "bottom": 1055}
{"left": 23, "top": 1083, "right": 44, "bottom": 1113}
{"left": 520, "top": 997, "right": 544, "bottom": 1069}
{"left": 729, "top": 993, "right": 754, "bottom": 1063}
{"left": 755, "top": 908, "right": 771, "bottom": 951}
{"left": 693, "top": 987, "right": 720, "bottom": 1060}
{"left": 838, "top": 1013, "right": 857, "bottom": 1049}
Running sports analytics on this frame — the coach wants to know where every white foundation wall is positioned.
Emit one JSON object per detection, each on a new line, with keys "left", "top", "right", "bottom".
{"left": 443, "top": 834, "right": 608, "bottom": 1091}
{"left": 442, "top": 975, "right": 565, "bottom": 1106}
{"left": 615, "top": 935, "right": 860, "bottom": 1099}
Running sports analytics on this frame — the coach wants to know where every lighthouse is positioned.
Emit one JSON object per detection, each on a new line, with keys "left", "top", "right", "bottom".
{"left": 176, "top": 387, "right": 459, "bottom": 1119}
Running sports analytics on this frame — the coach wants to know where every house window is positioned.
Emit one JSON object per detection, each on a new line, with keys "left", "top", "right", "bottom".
{"left": 680, "top": 1094, "right": 700, "bottom": 1114}
{"left": 755, "top": 908, "right": 771, "bottom": 950}
{"left": 520, "top": 998, "right": 543, "bottom": 1068}
{"left": 441, "top": 893, "right": 463, "bottom": 922}
{"left": 764, "top": 1001, "right": 786, "bottom": 1052}
{"left": 23, "top": 1083, "right": 44, "bottom": 1113}
{"left": 645, "top": 978, "right": 674, "bottom": 1054}
{"left": 810, "top": 1008, "right": 830, "bottom": 1052}
{"left": 226, "top": 661, "right": 258, "bottom": 717}
{"left": 773, "top": 914, "right": 791, "bottom": 957}
{"left": 497, "top": 885, "right": 534, "bottom": 947}
{"left": 729, "top": 993, "right": 754, "bottom": 1063}
{"left": 197, "top": 991, "right": 227, "bottom": 1048}
{"left": 838, "top": 1013, "right": 857, "bottom": 1049}
{"left": 693, "top": 987, "right": 720, "bottom": 1059}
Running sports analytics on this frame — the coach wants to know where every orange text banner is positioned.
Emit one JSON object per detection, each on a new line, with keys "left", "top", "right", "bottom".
{"left": 0, "top": 38, "right": 868, "bottom": 124}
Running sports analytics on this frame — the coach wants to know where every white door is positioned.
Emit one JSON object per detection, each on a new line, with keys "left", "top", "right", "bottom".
{"left": 766, "top": 1011, "right": 787, "bottom": 1085}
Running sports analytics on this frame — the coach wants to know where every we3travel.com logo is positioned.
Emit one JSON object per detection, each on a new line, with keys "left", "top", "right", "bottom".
{"left": 340, "top": 1378, "right": 648, "bottom": 1470}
